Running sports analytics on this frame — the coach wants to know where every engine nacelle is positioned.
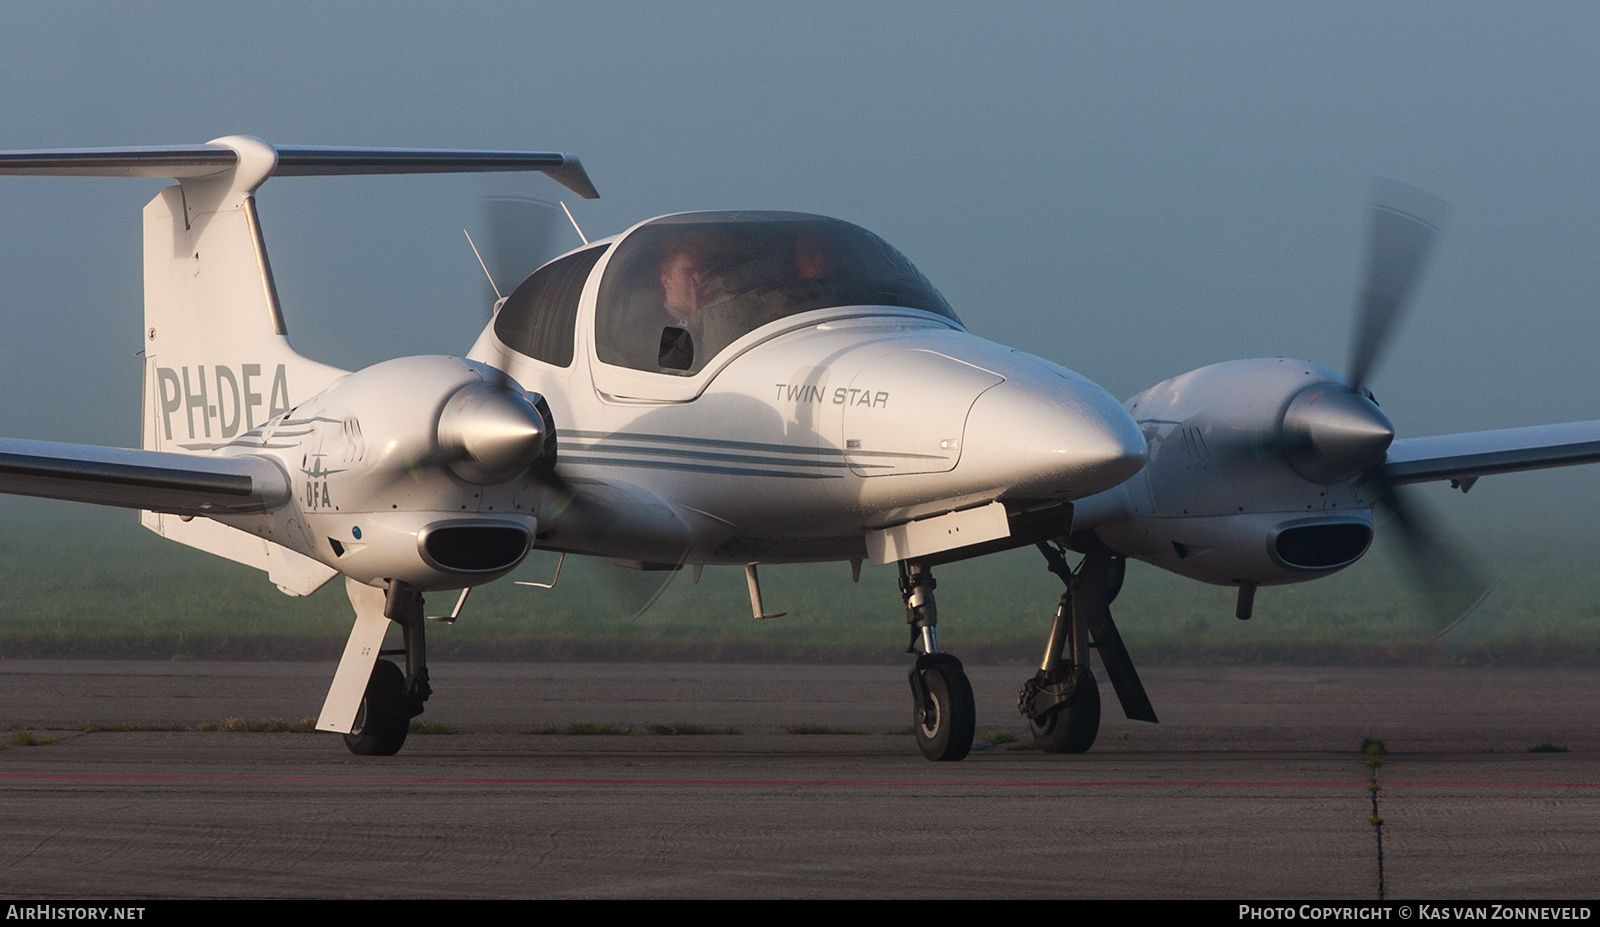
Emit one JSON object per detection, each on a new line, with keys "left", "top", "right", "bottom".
{"left": 308, "top": 510, "right": 535, "bottom": 589}
{"left": 214, "top": 355, "right": 547, "bottom": 590}
{"left": 1096, "top": 509, "right": 1374, "bottom": 586}
{"left": 1089, "top": 357, "right": 1388, "bottom": 586}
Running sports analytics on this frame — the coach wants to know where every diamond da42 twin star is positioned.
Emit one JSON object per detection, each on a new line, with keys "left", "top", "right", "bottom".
{"left": 3, "top": 137, "right": 1598, "bottom": 760}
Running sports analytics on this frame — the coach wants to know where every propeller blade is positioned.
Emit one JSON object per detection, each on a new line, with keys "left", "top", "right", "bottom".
{"left": 1369, "top": 471, "right": 1494, "bottom": 637}
{"left": 531, "top": 457, "right": 581, "bottom": 518}
{"left": 477, "top": 196, "right": 565, "bottom": 311}
{"left": 585, "top": 529, "right": 695, "bottom": 620}
{"left": 475, "top": 196, "right": 575, "bottom": 395}
{"left": 1348, "top": 179, "right": 1452, "bottom": 392}
{"left": 615, "top": 559, "right": 689, "bottom": 619}
{"left": 471, "top": 197, "right": 609, "bottom": 595}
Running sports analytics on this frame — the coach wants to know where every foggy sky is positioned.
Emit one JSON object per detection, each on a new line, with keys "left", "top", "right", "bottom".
{"left": 2, "top": 1, "right": 1599, "bottom": 542}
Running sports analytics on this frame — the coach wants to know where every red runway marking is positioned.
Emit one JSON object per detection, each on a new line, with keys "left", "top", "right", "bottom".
{"left": 2, "top": 773, "right": 1598, "bottom": 788}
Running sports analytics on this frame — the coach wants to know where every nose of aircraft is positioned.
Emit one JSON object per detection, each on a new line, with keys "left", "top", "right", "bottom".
{"left": 960, "top": 364, "right": 1146, "bottom": 500}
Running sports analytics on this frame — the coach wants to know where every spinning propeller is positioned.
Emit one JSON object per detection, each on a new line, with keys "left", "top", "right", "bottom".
{"left": 472, "top": 195, "right": 691, "bottom": 617}
{"left": 476, "top": 196, "right": 567, "bottom": 314}
{"left": 454, "top": 196, "right": 579, "bottom": 509}
{"left": 1255, "top": 181, "right": 1488, "bottom": 635}
{"left": 1316, "top": 180, "right": 1492, "bottom": 635}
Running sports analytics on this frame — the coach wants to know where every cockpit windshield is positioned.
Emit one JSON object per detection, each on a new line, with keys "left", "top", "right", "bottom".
{"left": 595, "top": 212, "right": 959, "bottom": 374}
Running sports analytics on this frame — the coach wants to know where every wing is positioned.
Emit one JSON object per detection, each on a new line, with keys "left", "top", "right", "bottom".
{"left": 1383, "top": 420, "right": 1600, "bottom": 486}
{"left": 0, "top": 437, "right": 291, "bottom": 515}
{"left": 0, "top": 142, "right": 599, "bottom": 199}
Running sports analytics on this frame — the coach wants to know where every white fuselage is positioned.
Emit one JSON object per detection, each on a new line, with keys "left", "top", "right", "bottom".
{"left": 473, "top": 304, "right": 1143, "bottom": 568}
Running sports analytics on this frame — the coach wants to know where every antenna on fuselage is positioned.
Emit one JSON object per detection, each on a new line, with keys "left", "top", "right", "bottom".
{"left": 462, "top": 228, "right": 504, "bottom": 301}
{"left": 561, "top": 200, "right": 589, "bottom": 245}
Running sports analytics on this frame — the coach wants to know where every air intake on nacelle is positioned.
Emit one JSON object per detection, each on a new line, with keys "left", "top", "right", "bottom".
{"left": 419, "top": 523, "right": 533, "bottom": 573}
{"left": 1272, "top": 521, "right": 1373, "bottom": 570}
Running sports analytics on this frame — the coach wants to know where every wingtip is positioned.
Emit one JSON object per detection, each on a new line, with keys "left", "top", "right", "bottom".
{"left": 549, "top": 156, "right": 600, "bottom": 200}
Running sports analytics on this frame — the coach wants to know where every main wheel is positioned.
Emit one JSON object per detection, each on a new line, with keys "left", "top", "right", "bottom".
{"left": 1030, "top": 669, "right": 1101, "bottom": 754}
{"left": 914, "top": 662, "right": 975, "bottom": 762}
{"left": 343, "top": 659, "right": 410, "bottom": 756}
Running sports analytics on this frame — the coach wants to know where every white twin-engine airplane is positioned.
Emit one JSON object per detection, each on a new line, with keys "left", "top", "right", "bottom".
{"left": 4, "top": 137, "right": 1600, "bottom": 761}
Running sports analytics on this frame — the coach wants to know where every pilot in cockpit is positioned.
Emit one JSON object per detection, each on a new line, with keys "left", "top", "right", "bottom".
{"left": 654, "top": 242, "right": 705, "bottom": 371}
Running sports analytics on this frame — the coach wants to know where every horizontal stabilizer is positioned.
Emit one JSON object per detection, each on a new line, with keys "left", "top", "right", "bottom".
{"left": 1384, "top": 420, "right": 1600, "bottom": 485}
{"left": 0, "top": 438, "right": 290, "bottom": 516}
{"left": 0, "top": 141, "right": 599, "bottom": 199}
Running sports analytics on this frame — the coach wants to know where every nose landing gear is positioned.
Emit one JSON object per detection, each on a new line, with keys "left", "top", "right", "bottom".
{"left": 342, "top": 582, "right": 431, "bottom": 757}
{"left": 901, "top": 560, "right": 976, "bottom": 761}
{"left": 344, "top": 658, "right": 410, "bottom": 756}
{"left": 1030, "top": 687, "right": 1102, "bottom": 752}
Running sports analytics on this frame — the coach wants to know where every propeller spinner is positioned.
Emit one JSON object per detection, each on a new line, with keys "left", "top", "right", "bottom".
{"left": 435, "top": 381, "right": 548, "bottom": 484}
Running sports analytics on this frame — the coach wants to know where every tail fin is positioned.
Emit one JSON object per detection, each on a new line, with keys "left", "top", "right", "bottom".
{"left": 140, "top": 136, "right": 347, "bottom": 455}
{"left": 137, "top": 137, "right": 348, "bottom": 592}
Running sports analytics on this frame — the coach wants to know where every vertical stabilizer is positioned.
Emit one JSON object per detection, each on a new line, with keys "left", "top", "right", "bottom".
{"left": 138, "top": 136, "right": 345, "bottom": 593}
{"left": 140, "top": 136, "right": 347, "bottom": 454}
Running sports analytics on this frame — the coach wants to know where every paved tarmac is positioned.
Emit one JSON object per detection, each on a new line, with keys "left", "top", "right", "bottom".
{"left": 2, "top": 661, "right": 1599, "bottom": 898}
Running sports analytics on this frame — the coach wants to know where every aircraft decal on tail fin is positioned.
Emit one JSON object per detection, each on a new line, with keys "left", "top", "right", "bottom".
{"left": 155, "top": 364, "right": 291, "bottom": 441}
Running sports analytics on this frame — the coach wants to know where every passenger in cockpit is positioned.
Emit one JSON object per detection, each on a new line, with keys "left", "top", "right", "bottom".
{"left": 791, "top": 231, "right": 836, "bottom": 310}
{"left": 795, "top": 231, "right": 827, "bottom": 282}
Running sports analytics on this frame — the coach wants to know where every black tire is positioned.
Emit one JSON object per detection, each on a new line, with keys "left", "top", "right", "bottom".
{"left": 914, "top": 662, "right": 975, "bottom": 762}
{"left": 343, "top": 660, "right": 410, "bottom": 756}
{"left": 1030, "top": 670, "right": 1101, "bottom": 754}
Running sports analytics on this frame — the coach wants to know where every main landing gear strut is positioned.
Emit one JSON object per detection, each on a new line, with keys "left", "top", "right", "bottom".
{"left": 344, "top": 581, "right": 433, "bottom": 756}
{"left": 899, "top": 539, "right": 1159, "bottom": 762}
{"left": 1018, "top": 540, "right": 1158, "bottom": 752}
{"left": 901, "top": 560, "right": 975, "bottom": 761}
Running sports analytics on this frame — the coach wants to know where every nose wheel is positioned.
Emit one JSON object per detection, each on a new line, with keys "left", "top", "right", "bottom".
{"left": 909, "top": 654, "right": 975, "bottom": 761}
{"left": 343, "top": 659, "right": 410, "bottom": 756}
{"left": 898, "top": 561, "right": 975, "bottom": 761}
{"left": 339, "top": 582, "right": 431, "bottom": 757}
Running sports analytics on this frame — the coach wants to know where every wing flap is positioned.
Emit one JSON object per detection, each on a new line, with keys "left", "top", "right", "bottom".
{"left": 0, "top": 438, "right": 290, "bottom": 515}
{"left": 1383, "top": 420, "right": 1600, "bottom": 485}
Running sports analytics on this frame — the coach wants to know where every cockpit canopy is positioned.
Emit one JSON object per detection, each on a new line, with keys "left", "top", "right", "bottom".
{"left": 596, "top": 212, "right": 959, "bottom": 374}
{"left": 492, "top": 211, "right": 960, "bottom": 378}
